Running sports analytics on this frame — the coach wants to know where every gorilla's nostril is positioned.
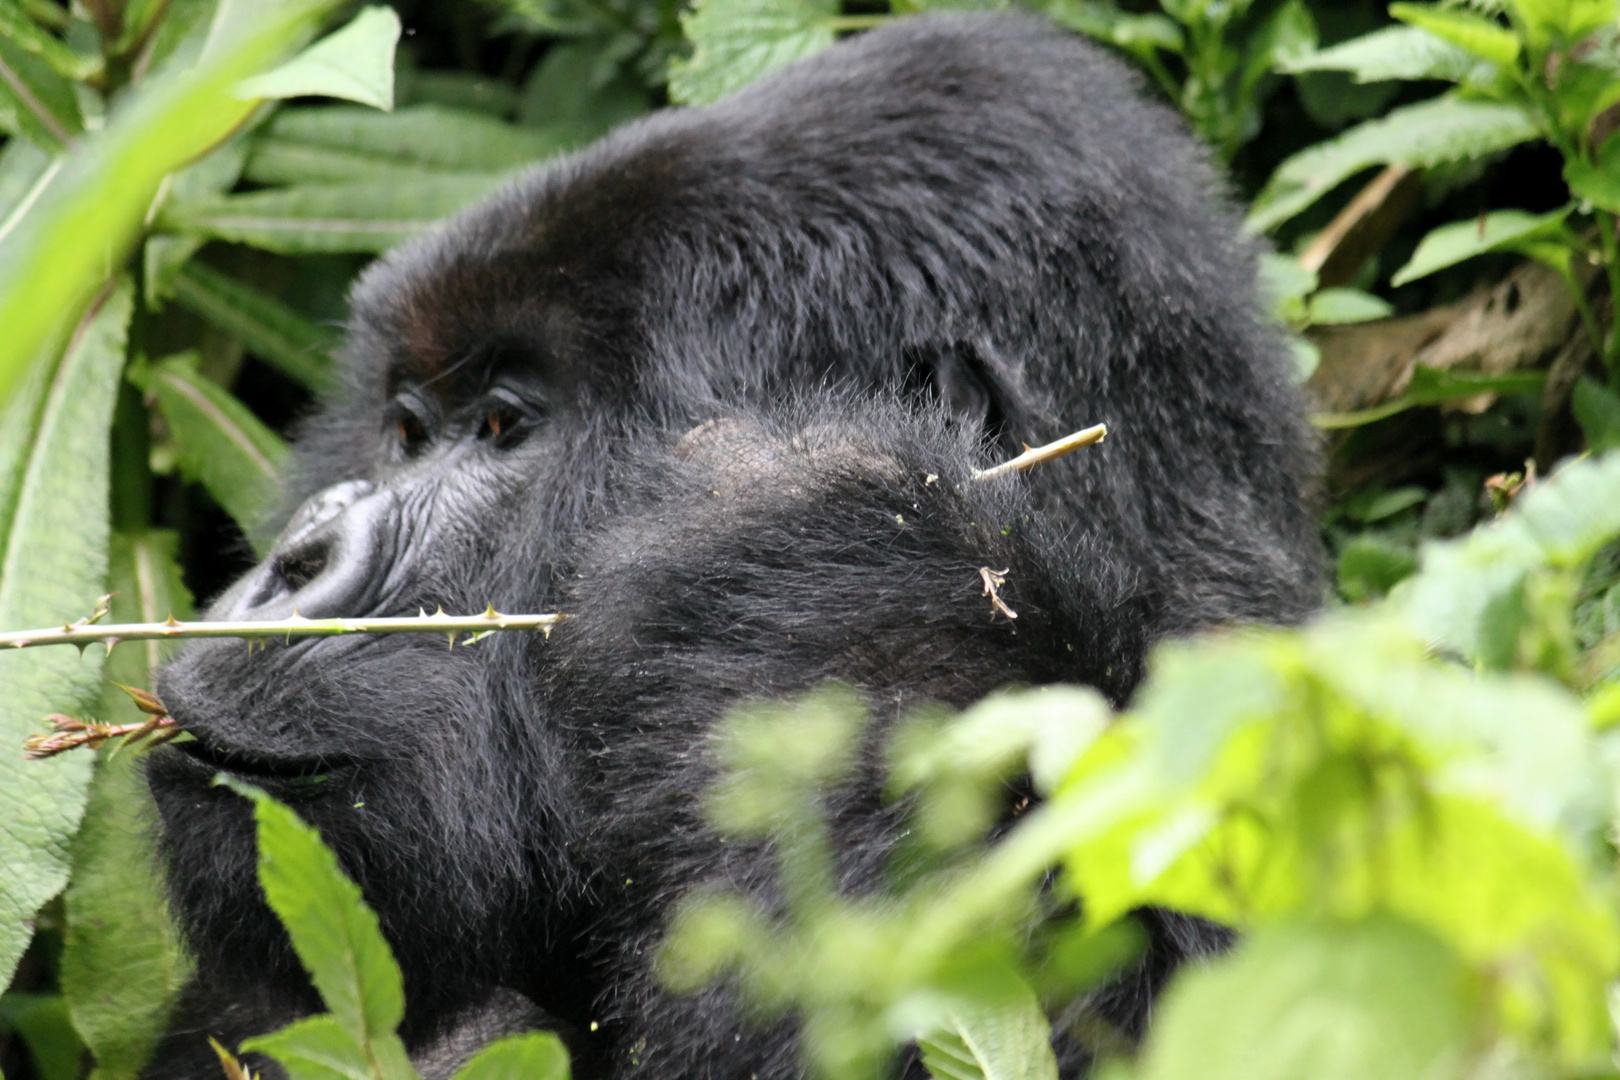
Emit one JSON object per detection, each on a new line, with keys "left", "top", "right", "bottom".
{"left": 274, "top": 543, "right": 330, "bottom": 593}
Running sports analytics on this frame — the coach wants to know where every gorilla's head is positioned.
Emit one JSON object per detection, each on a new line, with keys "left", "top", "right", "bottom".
{"left": 145, "top": 13, "right": 1317, "bottom": 1072}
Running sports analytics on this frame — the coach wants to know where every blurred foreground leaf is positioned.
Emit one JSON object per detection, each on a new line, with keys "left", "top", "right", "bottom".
{"left": 0, "top": 0, "right": 345, "bottom": 412}
{"left": 1138, "top": 918, "right": 1472, "bottom": 1080}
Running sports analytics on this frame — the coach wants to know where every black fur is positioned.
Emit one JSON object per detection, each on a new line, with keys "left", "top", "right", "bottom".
{"left": 143, "top": 14, "right": 1318, "bottom": 1080}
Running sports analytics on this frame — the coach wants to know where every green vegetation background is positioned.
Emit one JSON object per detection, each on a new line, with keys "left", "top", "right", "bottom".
{"left": 1, "top": 2, "right": 1619, "bottom": 1080}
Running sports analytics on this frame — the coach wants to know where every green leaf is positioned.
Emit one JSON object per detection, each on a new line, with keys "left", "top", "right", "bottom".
{"left": 1306, "top": 288, "right": 1393, "bottom": 325}
{"left": 168, "top": 262, "right": 336, "bottom": 392}
{"left": 1044, "top": 2, "right": 1184, "bottom": 56}
{"left": 0, "top": 281, "right": 130, "bottom": 989}
{"left": 449, "top": 1033, "right": 571, "bottom": 1080}
{"left": 136, "top": 353, "right": 288, "bottom": 544}
{"left": 1565, "top": 137, "right": 1620, "bottom": 213}
{"left": 1337, "top": 534, "right": 1419, "bottom": 601}
{"left": 0, "top": 137, "right": 52, "bottom": 226}
{"left": 242, "top": 1014, "right": 381, "bottom": 1080}
{"left": 144, "top": 137, "right": 254, "bottom": 306}
{"left": 402, "top": 70, "right": 519, "bottom": 118}
{"left": 223, "top": 783, "right": 413, "bottom": 1078}
{"left": 1247, "top": 96, "right": 1538, "bottom": 232}
{"left": 0, "top": 0, "right": 346, "bottom": 416}
{"left": 0, "top": 994, "right": 85, "bottom": 1080}
{"left": 1259, "top": 253, "right": 1317, "bottom": 325}
{"left": 0, "top": 35, "right": 82, "bottom": 148}
{"left": 668, "top": 0, "right": 837, "bottom": 106}
{"left": 59, "top": 532, "right": 192, "bottom": 1080}
{"left": 1400, "top": 452, "right": 1620, "bottom": 663}
{"left": 1313, "top": 366, "right": 1546, "bottom": 428}
{"left": 1505, "top": 0, "right": 1619, "bottom": 50}
{"left": 1389, "top": 3, "right": 1521, "bottom": 67}
{"left": 1573, "top": 377, "right": 1620, "bottom": 452}
{"left": 1283, "top": 26, "right": 1486, "bottom": 84}
{"left": 0, "top": 1, "right": 100, "bottom": 81}
{"left": 1139, "top": 918, "right": 1472, "bottom": 1080}
{"left": 1391, "top": 208, "right": 1572, "bottom": 286}
{"left": 916, "top": 978, "right": 1058, "bottom": 1080}
{"left": 163, "top": 173, "right": 512, "bottom": 254}
{"left": 236, "top": 6, "right": 402, "bottom": 112}
{"left": 244, "top": 104, "right": 573, "bottom": 184}
{"left": 515, "top": 41, "right": 649, "bottom": 137}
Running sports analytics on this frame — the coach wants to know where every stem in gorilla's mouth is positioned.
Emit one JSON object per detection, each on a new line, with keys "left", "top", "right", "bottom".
{"left": 0, "top": 606, "right": 566, "bottom": 651}
{"left": 16, "top": 610, "right": 563, "bottom": 759}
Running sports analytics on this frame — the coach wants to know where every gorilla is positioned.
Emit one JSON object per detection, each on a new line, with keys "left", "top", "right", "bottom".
{"left": 143, "top": 13, "right": 1319, "bottom": 1080}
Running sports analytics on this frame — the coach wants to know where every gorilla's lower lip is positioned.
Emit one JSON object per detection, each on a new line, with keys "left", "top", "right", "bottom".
{"left": 172, "top": 734, "right": 357, "bottom": 782}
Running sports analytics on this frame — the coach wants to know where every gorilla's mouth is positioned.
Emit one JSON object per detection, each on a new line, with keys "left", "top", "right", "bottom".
{"left": 172, "top": 732, "right": 357, "bottom": 783}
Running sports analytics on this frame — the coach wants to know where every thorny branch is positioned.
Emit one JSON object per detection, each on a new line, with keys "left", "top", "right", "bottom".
{"left": 0, "top": 602, "right": 566, "bottom": 652}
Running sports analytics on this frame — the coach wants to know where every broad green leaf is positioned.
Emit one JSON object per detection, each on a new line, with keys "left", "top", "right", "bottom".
{"left": 163, "top": 173, "right": 512, "bottom": 254}
{"left": 0, "top": 2, "right": 99, "bottom": 81}
{"left": 168, "top": 262, "right": 336, "bottom": 392}
{"left": 1044, "top": 2, "right": 1184, "bottom": 56}
{"left": 403, "top": 69, "right": 519, "bottom": 118}
{"left": 0, "top": 35, "right": 81, "bottom": 148}
{"left": 0, "top": 994, "right": 85, "bottom": 1080}
{"left": 136, "top": 353, "right": 288, "bottom": 544}
{"left": 0, "top": 281, "right": 131, "bottom": 990}
{"left": 1573, "top": 377, "right": 1620, "bottom": 452}
{"left": 1391, "top": 208, "right": 1571, "bottom": 286}
{"left": 243, "top": 1014, "right": 381, "bottom": 1080}
{"left": 0, "top": 137, "right": 52, "bottom": 228}
{"left": 1565, "top": 137, "right": 1620, "bottom": 213}
{"left": 1313, "top": 366, "right": 1545, "bottom": 429}
{"left": 1247, "top": 96, "right": 1538, "bottom": 232}
{"left": 515, "top": 41, "right": 649, "bottom": 135}
{"left": 1283, "top": 25, "right": 1486, "bottom": 84}
{"left": 224, "top": 783, "right": 413, "bottom": 1079}
{"left": 1140, "top": 919, "right": 1472, "bottom": 1080}
{"left": 1306, "top": 288, "right": 1393, "bottom": 325}
{"left": 144, "top": 137, "right": 254, "bottom": 306}
{"left": 1505, "top": 0, "right": 1619, "bottom": 50}
{"left": 236, "top": 6, "right": 402, "bottom": 112}
{"left": 1337, "top": 533, "right": 1418, "bottom": 601}
{"left": 916, "top": 979, "right": 1057, "bottom": 1080}
{"left": 0, "top": 0, "right": 346, "bottom": 415}
{"left": 1400, "top": 452, "right": 1620, "bottom": 663}
{"left": 243, "top": 105, "right": 573, "bottom": 185}
{"left": 668, "top": 0, "right": 837, "bottom": 106}
{"left": 60, "top": 532, "right": 192, "bottom": 1080}
{"left": 450, "top": 1033, "right": 571, "bottom": 1080}
{"left": 1389, "top": 3, "right": 1521, "bottom": 67}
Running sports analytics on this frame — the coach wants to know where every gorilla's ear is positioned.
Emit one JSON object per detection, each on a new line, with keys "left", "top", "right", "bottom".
{"left": 905, "top": 340, "right": 1021, "bottom": 447}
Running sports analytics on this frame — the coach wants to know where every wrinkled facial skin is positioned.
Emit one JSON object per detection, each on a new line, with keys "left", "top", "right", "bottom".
{"left": 149, "top": 357, "right": 595, "bottom": 1032}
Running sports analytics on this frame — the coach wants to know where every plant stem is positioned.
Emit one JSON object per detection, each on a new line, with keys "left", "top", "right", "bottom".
{"left": 1599, "top": 210, "right": 1620, "bottom": 375}
{"left": 0, "top": 610, "right": 566, "bottom": 651}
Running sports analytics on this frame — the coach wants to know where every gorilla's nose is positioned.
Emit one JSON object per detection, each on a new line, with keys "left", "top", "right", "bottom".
{"left": 214, "top": 480, "right": 398, "bottom": 621}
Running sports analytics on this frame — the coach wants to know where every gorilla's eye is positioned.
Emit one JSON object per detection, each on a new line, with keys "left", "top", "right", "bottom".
{"left": 387, "top": 394, "right": 435, "bottom": 458}
{"left": 478, "top": 388, "right": 535, "bottom": 449}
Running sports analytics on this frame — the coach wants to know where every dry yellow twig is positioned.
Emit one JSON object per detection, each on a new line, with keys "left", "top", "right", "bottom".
{"left": 971, "top": 423, "right": 1107, "bottom": 482}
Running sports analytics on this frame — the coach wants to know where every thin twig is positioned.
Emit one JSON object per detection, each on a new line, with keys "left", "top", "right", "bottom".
{"left": 0, "top": 607, "right": 566, "bottom": 652}
{"left": 971, "top": 423, "right": 1107, "bottom": 482}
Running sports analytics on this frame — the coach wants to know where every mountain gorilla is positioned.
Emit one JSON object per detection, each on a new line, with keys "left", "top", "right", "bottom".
{"left": 143, "top": 13, "right": 1319, "bottom": 1080}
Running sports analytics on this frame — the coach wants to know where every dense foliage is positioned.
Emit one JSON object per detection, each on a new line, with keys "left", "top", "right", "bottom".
{"left": 0, "top": 0, "right": 1617, "bottom": 1078}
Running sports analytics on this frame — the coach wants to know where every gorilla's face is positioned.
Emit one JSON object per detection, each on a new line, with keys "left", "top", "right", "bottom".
{"left": 149, "top": 342, "right": 595, "bottom": 1014}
